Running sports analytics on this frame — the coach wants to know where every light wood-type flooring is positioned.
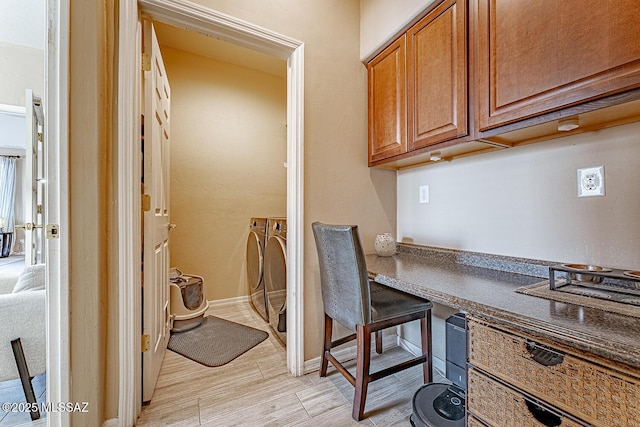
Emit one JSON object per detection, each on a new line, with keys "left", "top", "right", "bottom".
{"left": 136, "top": 300, "right": 445, "bottom": 427}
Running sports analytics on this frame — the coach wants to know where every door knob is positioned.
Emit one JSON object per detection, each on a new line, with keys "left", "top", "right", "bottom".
{"left": 15, "top": 223, "right": 43, "bottom": 231}
{"left": 168, "top": 223, "right": 176, "bottom": 231}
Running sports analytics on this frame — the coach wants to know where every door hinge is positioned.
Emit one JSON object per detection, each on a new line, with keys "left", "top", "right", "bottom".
{"left": 37, "top": 132, "right": 43, "bottom": 142}
{"left": 142, "top": 194, "right": 151, "bottom": 212}
{"left": 37, "top": 204, "right": 43, "bottom": 214}
{"left": 142, "top": 53, "right": 151, "bottom": 72}
{"left": 46, "top": 224, "right": 60, "bottom": 239}
{"left": 141, "top": 334, "right": 150, "bottom": 352}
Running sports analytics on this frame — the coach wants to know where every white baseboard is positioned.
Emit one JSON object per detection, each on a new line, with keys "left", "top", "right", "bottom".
{"left": 207, "top": 295, "right": 250, "bottom": 308}
{"left": 304, "top": 335, "right": 446, "bottom": 379}
{"left": 103, "top": 418, "right": 119, "bottom": 427}
{"left": 397, "top": 336, "right": 446, "bottom": 378}
{"left": 303, "top": 329, "right": 399, "bottom": 374}
{"left": 304, "top": 345, "right": 357, "bottom": 373}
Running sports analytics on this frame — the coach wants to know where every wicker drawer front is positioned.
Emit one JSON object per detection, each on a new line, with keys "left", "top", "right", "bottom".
{"left": 467, "top": 415, "right": 487, "bottom": 427}
{"left": 468, "top": 369, "right": 584, "bottom": 427}
{"left": 468, "top": 319, "right": 640, "bottom": 427}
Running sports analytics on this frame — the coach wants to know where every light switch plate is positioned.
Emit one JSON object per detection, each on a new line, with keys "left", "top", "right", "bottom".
{"left": 577, "top": 166, "right": 605, "bottom": 197}
{"left": 419, "top": 185, "right": 430, "bottom": 204}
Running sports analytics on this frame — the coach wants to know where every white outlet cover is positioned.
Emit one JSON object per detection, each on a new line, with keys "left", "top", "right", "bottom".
{"left": 577, "top": 166, "right": 605, "bottom": 197}
{"left": 419, "top": 185, "right": 429, "bottom": 204}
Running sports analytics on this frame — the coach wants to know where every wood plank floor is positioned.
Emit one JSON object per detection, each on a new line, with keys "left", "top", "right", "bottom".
{"left": 136, "top": 300, "right": 445, "bottom": 427}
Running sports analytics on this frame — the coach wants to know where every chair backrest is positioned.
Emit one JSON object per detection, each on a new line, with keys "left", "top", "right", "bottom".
{"left": 312, "top": 222, "right": 371, "bottom": 330}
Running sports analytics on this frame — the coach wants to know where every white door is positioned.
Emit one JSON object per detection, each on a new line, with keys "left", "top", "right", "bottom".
{"left": 21, "top": 89, "right": 45, "bottom": 266}
{"left": 142, "top": 21, "right": 172, "bottom": 403}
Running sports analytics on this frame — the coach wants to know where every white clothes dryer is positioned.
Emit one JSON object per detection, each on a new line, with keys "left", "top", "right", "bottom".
{"left": 264, "top": 218, "right": 287, "bottom": 344}
{"left": 246, "top": 218, "right": 268, "bottom": 322}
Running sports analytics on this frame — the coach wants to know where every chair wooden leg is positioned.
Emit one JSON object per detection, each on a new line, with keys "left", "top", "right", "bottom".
{"left": 353, "top": 324, "right": 371, "bottom": 421}
{"left": 375, "top": 330, "right": 382, "bottom": 354}
{"left": 420, "top": 310, "right": 433, "bottom": 383}
{"left": 320, "top": 314, "right": 333, "bottom": 377}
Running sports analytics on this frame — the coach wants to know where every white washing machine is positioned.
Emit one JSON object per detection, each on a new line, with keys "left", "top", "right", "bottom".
{"left": 264, "top": 218, "right": 287, "bottom": 344}
{"left": 246, "top": 218, "right": 268, "bottom": 322}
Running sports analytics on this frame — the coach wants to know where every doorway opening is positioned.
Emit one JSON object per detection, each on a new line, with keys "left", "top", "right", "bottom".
{"left": 117, "top": 1, "right": 304, "bottom": 423}
{"left": 0, "top": 0, "right": 65, "bottom": 424}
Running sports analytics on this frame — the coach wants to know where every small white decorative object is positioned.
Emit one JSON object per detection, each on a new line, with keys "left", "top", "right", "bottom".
{"left": 374, "top": 233, "right": 396, "bottom": 257}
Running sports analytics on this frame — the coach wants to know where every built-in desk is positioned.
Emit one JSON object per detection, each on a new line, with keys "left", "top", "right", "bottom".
{"left": 365, "top": 243, "right": 640, "bottom": 369}
{"left": 366, "top": 244, "right": 640, "bottom": 426}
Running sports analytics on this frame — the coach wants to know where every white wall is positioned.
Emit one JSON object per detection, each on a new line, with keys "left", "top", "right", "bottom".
{"left": 0, "top": 110, "right": 26, "bottom": 249}
{"left": 360, "top": 0, "right": 434, "bottom": 60}
{"left": 0, "top": 0, "right": 44, "bottom": 250}
{"left": 0, "top": 0, "right": 45, "bottom": 106}
{"left": 398, "top": 122, "right": 640, "bottom": 270}
{"left": 0, "top": 111, "right": 26, "bottom": 149}
{"left": 0, "top": 0, "right": 45, "bottom": 49}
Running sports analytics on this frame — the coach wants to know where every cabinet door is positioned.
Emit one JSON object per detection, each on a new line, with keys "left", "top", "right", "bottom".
{"left": 368, "top": 36, "right": 407, "bottom": 164}
{"left": 408, "top": 0, "right": 467, "bottom": 151}
{"left": 476, "top": 0, "right": 640, "bottom": 131}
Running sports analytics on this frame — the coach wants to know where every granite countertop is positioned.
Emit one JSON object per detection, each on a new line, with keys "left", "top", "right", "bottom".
{"left": 365, "top": 243, "right": 640, "bottom": 370}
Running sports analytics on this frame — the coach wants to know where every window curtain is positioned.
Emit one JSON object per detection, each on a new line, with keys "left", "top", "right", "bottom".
{"left": 0, "top": 156, "right": 17, "bottom": 232}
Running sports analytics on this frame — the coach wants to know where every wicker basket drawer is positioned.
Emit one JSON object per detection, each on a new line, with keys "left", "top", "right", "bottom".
{"left": 467, "top": 415, "right": 487, "bottom": 427}
{"left": 468, "top": 319, "right": 640, "bottom": 427}
{"left": 468, "top": 368, "right": 584, "bottom": 427}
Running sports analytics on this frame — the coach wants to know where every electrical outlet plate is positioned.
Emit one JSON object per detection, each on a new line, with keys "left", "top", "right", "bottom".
{"left": 577, "top": 166, "right": 605, "bottom": 197}
{"left": 419, "top": 185, "right": 429, "bottom": 204}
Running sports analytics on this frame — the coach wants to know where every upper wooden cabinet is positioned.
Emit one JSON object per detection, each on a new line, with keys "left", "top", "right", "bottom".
{"left": 368, "top": 0, "right": 468, "bottom": 166}
{"left": 408, "top": 0, "right": 467, "bottom": 151}
{"left": 368, "top": 0, "right": 640, "bottom": 168}
{"left": 476, "top": 0, "right": 640, "bottom": 131}
{"left": 368, "top": 36, "right": 407, "bottom": 164}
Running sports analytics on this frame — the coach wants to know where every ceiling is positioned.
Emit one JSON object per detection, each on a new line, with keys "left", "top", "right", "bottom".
{"left": 153, "top": 21, "right": 287, "bottom": 78}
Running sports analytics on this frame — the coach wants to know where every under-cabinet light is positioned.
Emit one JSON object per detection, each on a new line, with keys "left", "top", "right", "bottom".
{"left": 558, "top": 117, "right": 579, "bottom": 132}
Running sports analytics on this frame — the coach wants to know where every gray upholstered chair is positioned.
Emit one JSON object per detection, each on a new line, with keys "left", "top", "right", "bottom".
{"left": 312, "top": 222, "right": 433, "bottom": 421}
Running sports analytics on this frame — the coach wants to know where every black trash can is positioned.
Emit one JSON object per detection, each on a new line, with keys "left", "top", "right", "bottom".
{"left": 410, "top": 313, "right": 467, "bottom": 426}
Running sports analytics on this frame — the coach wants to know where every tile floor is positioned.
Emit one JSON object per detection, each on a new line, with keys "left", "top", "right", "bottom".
{"left": 136, "top": 300, "right": 445, "bottom": 426}
{"left": 0, "top": 290, "right": 444, "bottom": 426}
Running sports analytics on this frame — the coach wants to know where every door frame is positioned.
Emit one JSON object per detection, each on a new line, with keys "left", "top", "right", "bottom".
{"left": 117, "top": 0, "right": 305, "bottom": 423}
{"left": 45, "top": 0, "right": 71, "bottom": 426}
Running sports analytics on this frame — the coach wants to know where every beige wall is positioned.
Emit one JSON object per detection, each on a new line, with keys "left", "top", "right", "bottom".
{"left": 398, "top": 122, "right": 640, "bottom": 269}
{"left": 160, "top": 45, "right": 287, "bottom": 301}
{"left": 359, "top": 0, "right": 434, "bottom": 60}
{"left": 171, "top": 0, "right": 397, "bottom": 361}
{"left": 67, "top": 0, "right": 397, "bottom": 424}
{"left": 397, "top": 123, "right": 640, "bottom": 364}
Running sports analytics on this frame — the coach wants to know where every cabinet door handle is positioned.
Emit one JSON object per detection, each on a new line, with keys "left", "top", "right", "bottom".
{"left": 525, "top": 341, "right": 564, "bottom": 367}
{"left": 525, "top": 400, "right": 562, "bottom": 427}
